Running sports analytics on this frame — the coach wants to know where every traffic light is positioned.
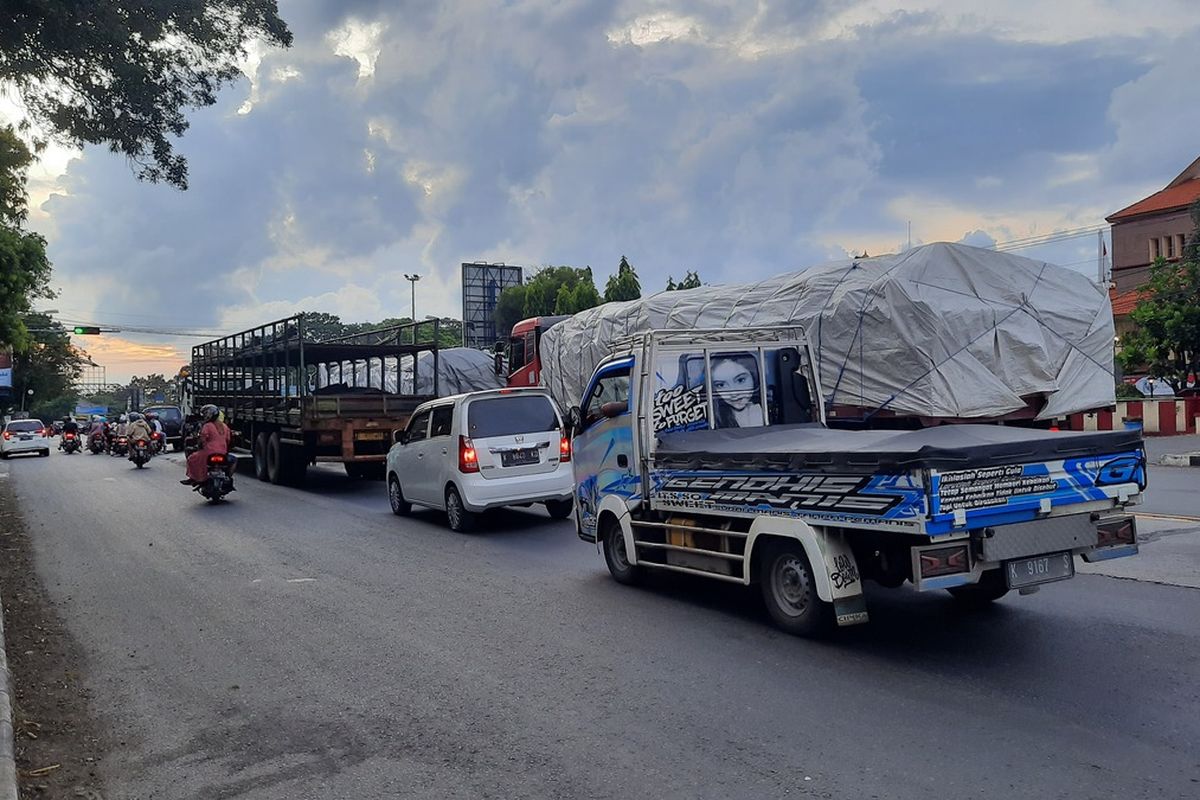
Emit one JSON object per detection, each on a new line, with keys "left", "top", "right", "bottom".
{"left": 73, "top": 326, "right": 101, "bottom": 335}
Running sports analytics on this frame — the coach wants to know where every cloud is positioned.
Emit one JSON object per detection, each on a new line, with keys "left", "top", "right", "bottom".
{"left": 18, "top": 0, "right": 1199, "bottom": 386}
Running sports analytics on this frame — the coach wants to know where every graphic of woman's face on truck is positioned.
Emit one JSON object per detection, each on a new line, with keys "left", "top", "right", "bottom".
{"left": 711, "top": 354, "right": 763, "bottom": 428}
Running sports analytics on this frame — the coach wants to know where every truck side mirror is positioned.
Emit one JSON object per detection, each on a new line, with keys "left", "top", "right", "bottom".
{"left": 566, "top": 406, "right": 582, "bottom": 435}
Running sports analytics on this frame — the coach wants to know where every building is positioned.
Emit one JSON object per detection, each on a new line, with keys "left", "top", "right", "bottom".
{"left": 1106, "top": 155, "right": 1200, "bottom": 294}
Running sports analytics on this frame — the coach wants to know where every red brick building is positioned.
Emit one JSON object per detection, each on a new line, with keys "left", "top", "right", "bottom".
{"left": 1106, "top": 155, "right": 1200, "bottom": 294}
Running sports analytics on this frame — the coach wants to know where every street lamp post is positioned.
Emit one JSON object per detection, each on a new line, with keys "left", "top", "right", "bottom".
{"left": 404, "top": 273, "right": 421, "bottom": 323}
{"left": 20, "top": 388, "right": 33, "bottom": 413}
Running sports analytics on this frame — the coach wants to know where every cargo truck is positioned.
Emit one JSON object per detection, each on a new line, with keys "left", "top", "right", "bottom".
{"left": 568, "top": 327, "right": 1145, "bottom": 636}
{"left": 189, "top": 315, "right": 440, "bottom": 485}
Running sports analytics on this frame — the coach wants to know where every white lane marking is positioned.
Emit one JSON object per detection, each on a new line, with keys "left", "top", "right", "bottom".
{"left": 285, "top": 577, "right": 317, "bottom": 583}
{"left": 102, "top": 477, "right": 117, "bottom": 482}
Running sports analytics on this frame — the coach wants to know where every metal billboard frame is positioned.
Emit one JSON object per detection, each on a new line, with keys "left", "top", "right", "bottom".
{"left": 461, "top": 262, "right": 523, "bottom": 350}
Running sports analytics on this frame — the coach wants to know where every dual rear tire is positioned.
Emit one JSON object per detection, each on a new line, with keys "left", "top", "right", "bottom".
{"left": 253, "top": 431, "right": 306, "bottom": 486}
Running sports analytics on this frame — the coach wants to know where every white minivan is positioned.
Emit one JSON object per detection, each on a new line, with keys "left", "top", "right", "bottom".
{"left": 385, "top": 388, "right": 575, "bottom": 531}
{"left": 0, "top": 419, "right": 51, "bottom": 459}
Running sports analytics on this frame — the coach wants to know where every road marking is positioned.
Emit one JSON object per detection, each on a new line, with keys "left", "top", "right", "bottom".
{"left": 285, "top": 577, "right": 317, "bottom": 583}
{"left": 1136, "top": 512, "right": 1200, "bottom": 524}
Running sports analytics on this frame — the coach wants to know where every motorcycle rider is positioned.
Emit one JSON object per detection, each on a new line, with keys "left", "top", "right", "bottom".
{"left": 126, "top": 412, "right": 154, "bottom": 446}
{"left": 87, "top": 415, "right": 108, "bottom": 450}
{"left": 182, "top": 405, "right": 232, "bottom": 485}
{"left": 146, "top": 412, "right": 165, "bottom": 451}
{"left": 58, "top": 416, "right": 80, "bottom": 450}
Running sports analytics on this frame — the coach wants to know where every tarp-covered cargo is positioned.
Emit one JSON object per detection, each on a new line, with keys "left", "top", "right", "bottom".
{"left": 315, "top": 347, "right": 504, "bottom": 396}
{"left": 539, "top": 243, "right": 1114, "bottom": 420}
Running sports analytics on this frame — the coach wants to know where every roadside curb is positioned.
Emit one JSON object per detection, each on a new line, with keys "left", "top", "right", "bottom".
{"left": 0, "top": 585, "right": 18, "bottom": 800}
{"left": 1159, "top": 452, "right": 1200, "bottom": 467}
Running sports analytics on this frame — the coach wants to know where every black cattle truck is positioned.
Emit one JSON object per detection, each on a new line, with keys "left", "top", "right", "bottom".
{"left": 188, "top": 314, "right": 440, "bottom": 485}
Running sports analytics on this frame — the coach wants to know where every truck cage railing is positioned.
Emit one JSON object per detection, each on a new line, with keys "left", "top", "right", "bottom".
{"left": 189, "top": 314, "right": 441, "bottom": 422}
{"left": 608, "top": 325, "right": 813, "bottom": 353}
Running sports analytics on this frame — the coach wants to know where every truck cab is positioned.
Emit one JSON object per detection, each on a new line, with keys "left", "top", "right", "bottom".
{"left": 568, "top": 327, "right": 1146, "bottom": 636}
{"left": 505, "top": 315, "right": 568, "bottom": 388}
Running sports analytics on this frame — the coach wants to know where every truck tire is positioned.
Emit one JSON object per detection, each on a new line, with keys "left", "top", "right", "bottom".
{"left": 545, "top": 498, "right": 573, "bottom": 519}
{"left": 947, "top": 569, "right": 1009, "bottom": 607}
{"left": 601, "top": 516, "right": 640, "bottom": 585}
{"left": 758, "top": 540, "right": 832, "bottom": 637}
{"left": 445, "top": 486, "right": 476, "bottom": 533}
{"left": 388, "top": 476, "right": 412, "bottom": 516}
{"left": 253, "top": 433, "right": 270, "bottom": 481}
{"left": 266, "top": 433, "right": 284, "bottom": 485}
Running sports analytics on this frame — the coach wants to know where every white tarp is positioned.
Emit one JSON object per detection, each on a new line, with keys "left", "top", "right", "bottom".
{"left": 539, "top": 242, "right": 1114, "bottom": 420}
{"left": 315, "top": 347, "right": 504, "bottom": 396}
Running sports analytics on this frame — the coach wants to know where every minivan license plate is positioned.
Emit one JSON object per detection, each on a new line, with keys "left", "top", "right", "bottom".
{"left": 501, "top": 448, "right": 539, "bottom": 467}
{"left": 1005, "top": 551, "right": 1074, "bottom": 589}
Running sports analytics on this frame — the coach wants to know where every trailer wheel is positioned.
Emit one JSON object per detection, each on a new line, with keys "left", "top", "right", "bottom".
{"left": 601, "top": 516, "right": 640, "bottom": 585}
{"left": 758, "top": 540, "right": 832, "bottom": 637}
{"left": 445, "top": 486, "right": 476, "bottom": 533}
{"left": 947, "top": 569, "right": 1009, "bottom": 607}
{"left": 253, "top": 433, "right": 270, "bottom": 481}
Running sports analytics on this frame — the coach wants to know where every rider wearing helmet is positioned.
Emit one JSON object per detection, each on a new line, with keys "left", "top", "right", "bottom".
{"left": 145, "top": 411, "right": 164, "bottom": 440}
{"left": 60, "top": 416, "right": 80, "bottom": 436}
{"left": 127, "top": 412, "right": 153, "bottom": 444}
{"left": 182, "top": 405, "right": 232, "bottom": 485}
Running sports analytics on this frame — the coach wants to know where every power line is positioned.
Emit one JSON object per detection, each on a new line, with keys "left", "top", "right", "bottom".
{"left": 993, "top": 225, "right": 1108, "bottom": 252}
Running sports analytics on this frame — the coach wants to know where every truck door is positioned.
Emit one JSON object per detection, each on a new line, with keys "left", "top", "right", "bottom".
{"left": 572, "top": 359, "right": 637, "bottom": 540}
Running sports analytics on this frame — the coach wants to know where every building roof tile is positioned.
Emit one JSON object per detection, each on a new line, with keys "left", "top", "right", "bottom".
{"left": 1107, "top": 178, "right": 1200, "bottom": 222}
{"left": 1109, "top": 286, "right": 1150, "bottom": 316}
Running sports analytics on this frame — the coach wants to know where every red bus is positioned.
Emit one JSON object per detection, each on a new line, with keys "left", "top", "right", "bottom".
{"left": 505, "top": 316, "right": 568, "bottom": 388}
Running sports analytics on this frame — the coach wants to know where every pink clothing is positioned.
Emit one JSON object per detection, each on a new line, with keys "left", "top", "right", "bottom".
{"left": 186, "top": 421, "right": 232, "bottom": 482}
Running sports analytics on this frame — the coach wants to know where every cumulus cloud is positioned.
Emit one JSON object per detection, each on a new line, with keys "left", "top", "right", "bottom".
{"left": 16, "top": 0, "right": 1199, "bottom": 381}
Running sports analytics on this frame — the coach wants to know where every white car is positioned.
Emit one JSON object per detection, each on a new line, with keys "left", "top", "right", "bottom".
{"left": 1, "top": 419, "right": 51, "bottom": 459}
{"left": 385, "top": 388, "right": 575, "bottom": 531}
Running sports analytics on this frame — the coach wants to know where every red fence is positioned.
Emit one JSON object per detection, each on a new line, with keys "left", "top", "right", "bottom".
{"left": 1067, "top": 397, "right": 1200, "bottom": 435}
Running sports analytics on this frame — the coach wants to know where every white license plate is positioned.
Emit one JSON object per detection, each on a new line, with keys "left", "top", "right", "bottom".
{"left": 501, "top": 448, "right": 539, "bottom": 467}
{"left": 19, "top": 435, "right": 32, "bottom": 441}
{"left": 1006, "top": 551, "right": 1074, "bottom": 589}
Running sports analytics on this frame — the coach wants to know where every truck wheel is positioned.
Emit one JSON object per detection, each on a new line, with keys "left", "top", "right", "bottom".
{"left": 758, "top": 540, "right": 832, "bottom": 637}
{"left": 253, "top": 433, "right": 270, "bottom": 481}
{"left": 947, "top": 569, "right": 1009, "bottom": 607}
{"left": 388, "top": 476, "right": 412, "bottom": 516}
{"left": 266, "top": 433, "right": 283, "bottom": 485}
{"left": 545, "top": 498, "right": 573, "bottom": 519}
{"left": 445, "top": 486, "right": 476, "bottom": 533}
{"left": 601, "top": 517, "right": 640, "bottom": 585}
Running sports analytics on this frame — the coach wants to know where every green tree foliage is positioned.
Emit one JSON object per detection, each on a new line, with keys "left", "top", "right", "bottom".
{"left": 1117, "top": 200, "right": 1200, "bottom": 390}
{"left": 665, "top": 270, "right": 701, "bottom": 291}
{"left": 493, "top": 267, "right": 601, "bottom": 337}
{"left": 604, "top": 256, "right": 641, "bottom": 302}
{"left": 0, "top": 1, "right": 292, "bottom": 189}
{"left": 0, "top": 126, "right": 53, "bottom": 352}
{"left": 9, "top": 313, "right": 85, "bottom": 419}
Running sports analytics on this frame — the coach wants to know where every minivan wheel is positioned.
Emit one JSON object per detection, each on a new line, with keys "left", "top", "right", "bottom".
{"left": 545, "top": 498, "right": 573, "bottom": 519}
{"left": 445, "top": 486, "right": 476, "bottom": 533}
{"left": 388, "top": 476, "right": 412, "bottom": 516}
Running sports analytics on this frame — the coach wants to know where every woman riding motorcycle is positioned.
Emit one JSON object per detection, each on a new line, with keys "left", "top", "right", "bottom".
{"left": 126, "top": 412, "right": 154, "bottom": 444}
{"left": 182, "top": 405, "right": 232, "bottom": 485}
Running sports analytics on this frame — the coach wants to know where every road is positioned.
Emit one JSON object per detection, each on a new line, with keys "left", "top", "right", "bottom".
{"left": 4, "top": 450, "right": 1200, "bottom": 799}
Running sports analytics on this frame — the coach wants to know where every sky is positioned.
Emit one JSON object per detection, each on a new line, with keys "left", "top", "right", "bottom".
{"left": 7, "top": 0, "right": 1200, "bottom": 382}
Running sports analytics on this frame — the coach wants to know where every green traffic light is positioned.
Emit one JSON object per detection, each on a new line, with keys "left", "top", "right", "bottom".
{"left": 73, "top": 326, "right": 101, "bottom": 335}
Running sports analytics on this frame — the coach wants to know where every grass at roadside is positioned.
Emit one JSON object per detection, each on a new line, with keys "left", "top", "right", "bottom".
{"left": 0, "top": 479, "right": 107, "bottom": 799}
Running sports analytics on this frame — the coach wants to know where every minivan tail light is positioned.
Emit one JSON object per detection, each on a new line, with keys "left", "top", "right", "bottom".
{"left": 2, "top": 432, "right": 9, "bottom": 440}
{"left": 458, "top": 436, "right": 479, "bottom": 473}
{"left": 559, "top": 433, "right": 571, "bottom": 462}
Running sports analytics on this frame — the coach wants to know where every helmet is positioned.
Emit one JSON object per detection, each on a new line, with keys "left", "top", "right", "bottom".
{"left": 119, "top": 414, "right": 128, "bottom": 423}
{"left": 200, "top": 404, "right": 220, "bottom": 422}
{"left": 145, "top": 412, "right": 158, "bottom": 421}
{"left": 128, "top": 412, "right": 142, "bottom": 422}
{"left": 92, "top": 415, "right": 101, "bottom": 422}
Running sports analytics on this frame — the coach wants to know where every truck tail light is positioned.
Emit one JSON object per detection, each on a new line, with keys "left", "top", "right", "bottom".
{"left": 458, "top": 436, "right": 479, "bottom": 473}
{"left": 918, "top": 544, "right": 970, "bottom": 578}
{"left": 1096, "top": 517, "right": 1136, "bottom": 547}
{"left": 559, "top": 433, "right": 571, "bottom": 463}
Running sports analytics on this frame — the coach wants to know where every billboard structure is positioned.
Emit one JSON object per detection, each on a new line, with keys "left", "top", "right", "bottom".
{"left": 461, "top": 262, "right": 523, "bottom": 350}
{"left": 0, "top": 345, "right": 11, "bottom": 405}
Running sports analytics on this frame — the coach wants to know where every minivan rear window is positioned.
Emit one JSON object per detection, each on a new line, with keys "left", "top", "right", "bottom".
{"left": 144, "top": 406, "right": 182, "bottom": 421}
{"left": 6, "top": 420, "right": 42, "bottom": 433}
{"left": 467, "top": 395, "right": 558, "bottom": 439}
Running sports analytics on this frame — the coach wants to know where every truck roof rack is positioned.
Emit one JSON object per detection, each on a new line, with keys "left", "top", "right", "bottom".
{"left": 608, "top": 326, "right": 811, "bottom": 353}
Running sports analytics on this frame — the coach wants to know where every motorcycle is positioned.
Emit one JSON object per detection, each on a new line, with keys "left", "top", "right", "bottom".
{"left": 88, "top": 431, "right": 106, "bottom": 454}
{"left": 111, "top": 435, "right": 130, "bottom": 457}
{"left": 150, "top": 431, "right": 166, "bottom": 455}
{"left": 129, "top": 438, "right": 153, "bottom": 469}
{"left": 194, "top": 452, "right": 237, "bottom": 503}
{"left": 60, "top": 432, "right": 81, "bottom": 454}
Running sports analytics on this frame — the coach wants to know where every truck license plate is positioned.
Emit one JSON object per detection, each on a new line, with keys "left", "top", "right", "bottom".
{"left": 355, "top": 431, "right": 387, "bottom": 441}
{"left": 501, "top": 448, "right": 539, "bottom": 467}
{"left": 1005, "top": 551, "right": 1074, "bottom": 589}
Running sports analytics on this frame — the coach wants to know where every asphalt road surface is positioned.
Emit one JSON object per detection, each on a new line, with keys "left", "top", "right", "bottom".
{"left": 5, "top": 450, "right": 1199, "bottom": 799}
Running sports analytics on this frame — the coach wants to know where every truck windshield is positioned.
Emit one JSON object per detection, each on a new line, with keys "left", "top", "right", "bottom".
{"left": 467, "top": 395, "right": 559, "bottom": 438}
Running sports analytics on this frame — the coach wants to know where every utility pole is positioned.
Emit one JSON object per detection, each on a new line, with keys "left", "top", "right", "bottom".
{"left": 1097, "top": 229, "right": 1108, "bottom": 285}
{"left": 404, "top": 273, "right": 421, "bottom": 322}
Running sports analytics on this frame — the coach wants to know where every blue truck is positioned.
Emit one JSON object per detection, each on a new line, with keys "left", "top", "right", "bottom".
{"left": 567, "top": 327, "right": 1145, "bottom": 635}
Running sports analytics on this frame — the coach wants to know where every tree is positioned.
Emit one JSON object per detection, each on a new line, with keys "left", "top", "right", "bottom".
{"left": 493, "top": 266, "right": 601, "bottom": 337}
{"left": 604, "top": 256, "right": 641, "bottom": 302}
{"left": 9, "top": 313, "right": 85, "bottom": 419}
{"left": 0, "top": 1, "right": 292, "bottom": 190}
{"left": 665, "top": 270, "right": 702, "bottom": 291}
{"left": 0, "top": 126, "right": 54, "bottom": 352}
{"left": 554, "top": 270, "right": 602, "bottom": 314}
{"left": 493, "top": 285, "right": 529, "bottom": 342}
{"left": 1117, "top": 200, "right": 1200, "bottom": 390}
